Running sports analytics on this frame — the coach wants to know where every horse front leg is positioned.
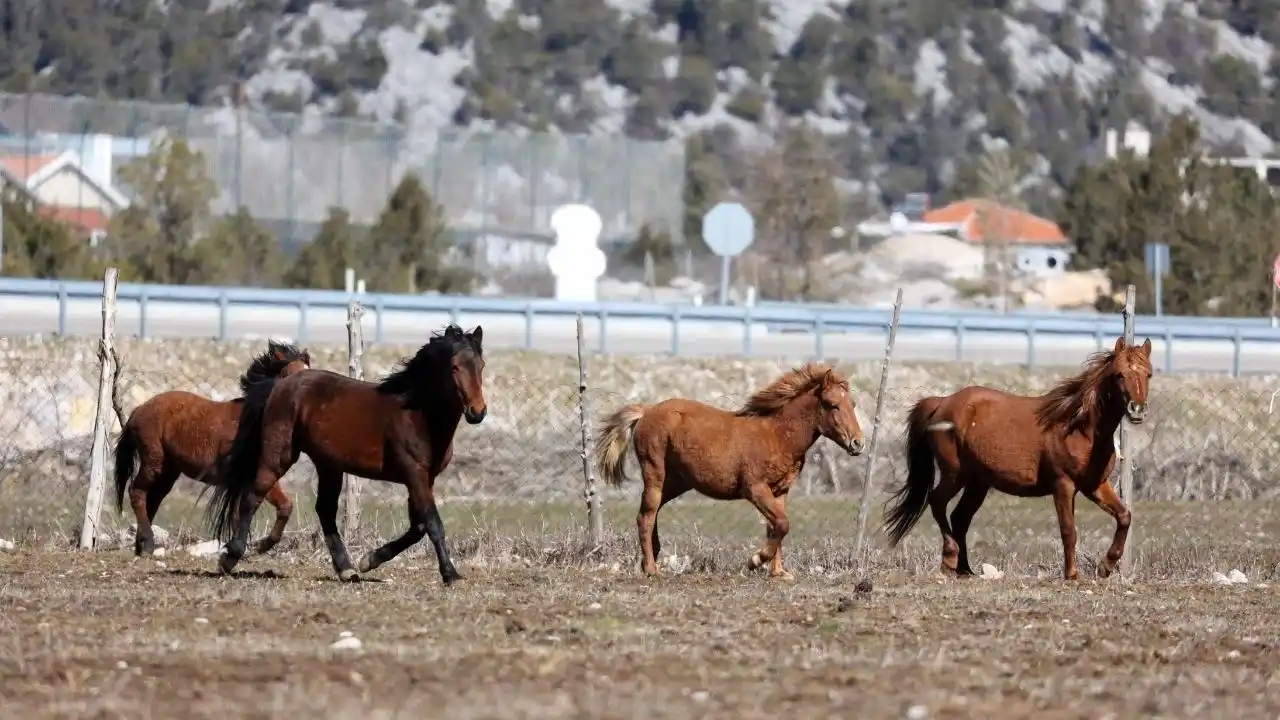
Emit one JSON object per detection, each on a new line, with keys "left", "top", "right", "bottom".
{"left": 1052, "top": 479, "right": 1080, "bottom": 581}
{"left": 314, "top": 466, "right": 357, "bottom": 581}
{"left": 358, "top": 468, "right": 459, "bottom": 586}
{"left": 1082, "top": 480, "right": 1131, "bottom": 578}
{"left": 744, "top": 483, "right": 792, "bottom": 580}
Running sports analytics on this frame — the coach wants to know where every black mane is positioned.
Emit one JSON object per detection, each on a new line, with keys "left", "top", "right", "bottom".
{"left": 376, "top": 324, "right": 482, "bottom": 406}
{"left": 238, "top": 340, "right": 310, "bottom": 394}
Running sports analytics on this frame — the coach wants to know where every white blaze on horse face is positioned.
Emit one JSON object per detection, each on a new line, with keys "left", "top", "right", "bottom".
{"left": 547, "top": 203, "right": 606, "bottom": 302}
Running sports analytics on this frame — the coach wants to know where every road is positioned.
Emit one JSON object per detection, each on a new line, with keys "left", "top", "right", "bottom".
{"left": 4, "top": 295, "right": 1278, "bottom": 374}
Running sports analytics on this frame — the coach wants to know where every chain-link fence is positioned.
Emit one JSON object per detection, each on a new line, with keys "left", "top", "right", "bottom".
{"left": 3, "top": 320, "right": 1279, "bottom": 580}
{"left": 0, "top": 92, "right": 685, "bottom": 244}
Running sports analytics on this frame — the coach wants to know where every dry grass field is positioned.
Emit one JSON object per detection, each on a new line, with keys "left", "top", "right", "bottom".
{"left": 3, "top": 337, "right": 1280, "bottom": 717}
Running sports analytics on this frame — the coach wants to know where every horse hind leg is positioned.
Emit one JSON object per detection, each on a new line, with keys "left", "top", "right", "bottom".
{"left": 949, "top": 481, "right": 990, "bottom": 576}
{"left": 252, "top": 483, "right": 294, "bottom": 555}
{"left": 650, "top": 482, "right": 689, "bottom": 563}
{"left": 929, "top": 472, "right": 962, "bottom": 575}
{"left": 129, "top": 455, "right": 174, "bottom": 557}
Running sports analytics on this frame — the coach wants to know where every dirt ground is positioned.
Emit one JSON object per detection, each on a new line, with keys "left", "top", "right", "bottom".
{"left": 2, "top": 547, "right": 1279, "bottom": 720}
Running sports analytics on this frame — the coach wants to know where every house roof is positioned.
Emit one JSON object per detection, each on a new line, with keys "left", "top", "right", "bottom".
{"left": 0, "top": 150, "right": 130, "bottom": 210}
{"left": 923, "top": 199, "right": 1069, "bottom": 246}
{"left": 39, "top": 205, "right": 111, "bottom": 233}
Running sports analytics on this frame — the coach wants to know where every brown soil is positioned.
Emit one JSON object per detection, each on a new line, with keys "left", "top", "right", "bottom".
{"left": 2, "top": 550, "right": 1278, "bottom": 719}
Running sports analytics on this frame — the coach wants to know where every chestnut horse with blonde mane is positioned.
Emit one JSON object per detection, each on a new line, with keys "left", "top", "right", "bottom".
{"left": 882, "top": 337, "right": 1152, "bottom": 580}
{"left": 114, "top": 340, "right": 311, "bottom": 556}
{"left": 595, "top": 363, "right": 866, "bottom": 579}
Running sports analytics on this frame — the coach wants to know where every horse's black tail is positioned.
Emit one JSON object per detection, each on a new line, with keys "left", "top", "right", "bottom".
{"left": 883, "top": 397, "right": 942, "bottom": 547}
{"left": 205, "top": 377, "right": 277, "bottom": 543}
{"left": 113, "top": 422, "right": 139, "bottom": 514}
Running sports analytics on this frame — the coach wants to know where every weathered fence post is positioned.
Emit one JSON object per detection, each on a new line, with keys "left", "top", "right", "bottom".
{"left": 80, "top": 267, "right": 119, "bottom": 550}
{"left": 576, "top": 314, "right": 603, "bottom": 546}
{"left": 1119, "top": 284, "right": 1136, "bottom": 575}
{"left": 854, "top": 287, "right": 904, "bottom": 566}
{"left": 342, "top": 297, "right": 365, "bottom": 534}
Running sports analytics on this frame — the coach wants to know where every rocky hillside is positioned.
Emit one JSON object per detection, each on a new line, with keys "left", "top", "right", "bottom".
{"left": 3, "top": 0, "right": 1279, "bottom": 215}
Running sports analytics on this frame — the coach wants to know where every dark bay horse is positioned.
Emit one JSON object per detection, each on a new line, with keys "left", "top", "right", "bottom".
{"left": 882, "top": 336, "right": 1152, "bottom": 580}
{"left": 114, "top": 340, "right": 311, "bottom": 556}
{"left": 205, "top": 324, "right": 487, "bottom": 585}
{"left": 594, "top": 363, "right": 865, "bottom": 579}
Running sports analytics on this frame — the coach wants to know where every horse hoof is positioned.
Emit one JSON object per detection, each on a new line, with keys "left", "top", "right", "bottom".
{"left": 338, "top": 569, "right": 361, "bottom": 583}
{"left": 441, "top": 571, "right": 462, "bottom": 587}
{"left": 769, "top": 570, "right": 795, "bottom": 581}
{"left": 252, "top": 538, "right": 277, "bottom": 555}
{"left": 217, "top": 557, "right": 237, "bottom": 576}
{"left": 1096, "top": 564, "right": 1114, "bottom": 579}
{"left": 357, "top": 555, "right": 376, "bottom": 574}
{"left": 747, "top": 553, "right": 765, "bottom": 570}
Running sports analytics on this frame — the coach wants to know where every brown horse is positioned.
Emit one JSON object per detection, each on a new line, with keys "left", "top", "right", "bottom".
{"left": 594, "top": 362, "right": 866, "bottom": 578}
{"left": 113, "top": 340, "right": 311, "bottom": 556}
{"left": 882, "top": 336, "right": 1152, "bottom": 580}
{"left": 205, "top": 324, "right": 487, "bottom": 585}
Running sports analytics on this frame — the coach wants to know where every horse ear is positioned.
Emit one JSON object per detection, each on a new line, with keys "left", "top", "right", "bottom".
{"left": 1141, "top": 338, "right": 1152, "bottom": 357}
{"left": 1113, "top": 336, "right": 1126, "bottom": 354}
{"left": 470, "top": 325, "right": 483, "bottom": 346}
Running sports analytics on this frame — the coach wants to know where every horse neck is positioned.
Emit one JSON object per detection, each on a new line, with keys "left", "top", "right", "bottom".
{"left": 765, "top": 394, "right": 823, "bottom": 459}
{"left": 1076, "top": 381, "right": 1125, "bottom": 445}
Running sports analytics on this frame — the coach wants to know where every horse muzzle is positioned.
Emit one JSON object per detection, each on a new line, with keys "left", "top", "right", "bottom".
{"left": 844, "top": 436, "right": 866, "bottom": 457}
{"left": 1126, "top": 401, "right": 1147, "bottom": 425}
{"left": 464, "top": 407, "right": 487, "bottom": 425}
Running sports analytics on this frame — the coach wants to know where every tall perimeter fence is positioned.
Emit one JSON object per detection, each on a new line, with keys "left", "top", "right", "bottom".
{"left": 0, "top": 92, "right": 686, "bottom": 247}
{"left": 3, "top": 271, "right": 1280, "bottom": 582}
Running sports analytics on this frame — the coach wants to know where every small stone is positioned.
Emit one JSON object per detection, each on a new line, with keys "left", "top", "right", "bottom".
{"left": 0, "top": 539, "right": 17, "bottom": 551}
{"left": 1211, "top": 572, "right": 1233, "bottom": 586}
{"left": 1228, "top": 569, "right": 1248, "bottom": 584}
{"left": 154, "top": 561, "right": 167, "bottom": 569}
{"left": 330, "top": 636, "right": 363, "bottom": 651}
{"left": 906, "top": 704, "right": 929, "bottom": 720}
{"left": 116, "top": 661, "right": 128, "bottom": 670}
{"left": 587, "top": 602, "right": 602, "bottom": 612}
{"left": 194, "top": 618, "right": 209, "bottom": 625}
{"left": 153, "top": 547, "right": 167, "bottom": 559}
{"left": 187, "top": 540, "right": 224, "bottom": 558}
{"left": 1227, "top": 650, "right": 1242, "bottom": 660}
{"left": 980, "top": 564, "right": 1003, "bottom": 580}
{"left": 691, "top": 691, "right": 709, "bottom": 702}
{"left": 339, "top": 631, "right": 354, "bottom": 638}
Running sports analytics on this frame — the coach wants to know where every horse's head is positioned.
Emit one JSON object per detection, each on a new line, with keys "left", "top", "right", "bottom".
{"left": 448, "top": 325, "right": 487, "bottom": 424}
{"left": 1110, "top": 336, "right": 1152, "bottom": 424}
{"left": 276, "top": 346, "right": 312, "bottom": 378}
{"left": 815, "top": 368, "right": 865, "bottom": 456}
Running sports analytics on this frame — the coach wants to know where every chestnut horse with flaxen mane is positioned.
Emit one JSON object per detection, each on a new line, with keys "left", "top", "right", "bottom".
{"left": 594, "top": 363, "right": 866, "bottom": 578}
{"left": 205, "top": 324, "right": 486, "bottom": 586}
{"left": 113, "top": 340, "right": 311, "bottom": 556}
{"left": 882, "top": 337, "right": 1152, "bottom": 580}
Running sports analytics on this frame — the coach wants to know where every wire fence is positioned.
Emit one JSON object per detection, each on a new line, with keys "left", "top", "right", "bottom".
{"left": 3, "top": 277, "right": 1280, "bottom": 581}
{"left": 0, "top": 91, "right": 685, "bottom": 245}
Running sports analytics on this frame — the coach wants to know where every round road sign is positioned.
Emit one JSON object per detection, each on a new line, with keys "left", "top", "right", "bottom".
{"left": 701, "top": 202, "right": 755, "bottom": 257}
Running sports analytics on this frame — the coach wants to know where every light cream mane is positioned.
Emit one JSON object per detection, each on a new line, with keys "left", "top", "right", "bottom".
{"left": 735, "top": 362, "right": 842, "bottom": 417}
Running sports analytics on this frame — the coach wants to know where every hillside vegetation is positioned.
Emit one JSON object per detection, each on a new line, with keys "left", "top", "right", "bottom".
{"left": 3, "top": 0, "right": 1280, "bottom": 314}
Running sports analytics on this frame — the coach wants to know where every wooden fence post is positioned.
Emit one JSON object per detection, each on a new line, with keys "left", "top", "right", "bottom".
{"left": 342, "top": 297, "right": 364, "bottom": 534}
{"left": 576, "top": 314, "right": 603, "bottom": 546}
{"left": 1119, "top": 284, "right": 1136, "bottom": 575}
{"left": 854, "top": 287, "right": 904, "bottom": 566}
{"left": 80, "top": 267, "right": 119, "bottom": 550}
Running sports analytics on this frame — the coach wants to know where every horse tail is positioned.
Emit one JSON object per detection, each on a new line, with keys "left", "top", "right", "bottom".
{"left": 113, "top": 421, "right": 139, "bottom": 514}
{"left": 205, "top": 377, "right": 276, "bottom": 542}
{"left": 883, "top": 397, "right": 943, "bottom": 547}
{"left": 594, "top": 403, "right": 647, "bottom": 487}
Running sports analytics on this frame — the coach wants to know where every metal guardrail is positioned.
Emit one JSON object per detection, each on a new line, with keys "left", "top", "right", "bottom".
{"left": 3, "top": 278, "right": 1279, "bottom": 375}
